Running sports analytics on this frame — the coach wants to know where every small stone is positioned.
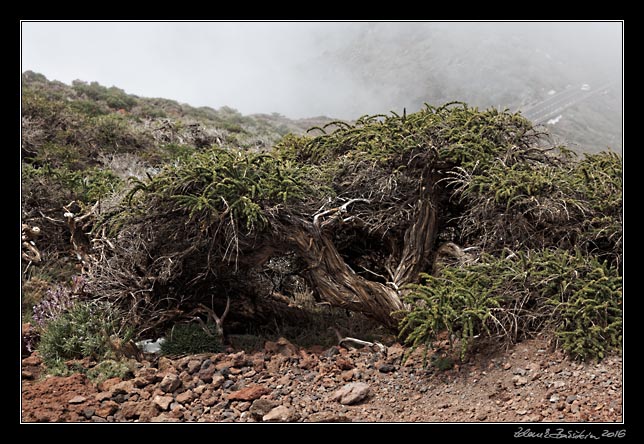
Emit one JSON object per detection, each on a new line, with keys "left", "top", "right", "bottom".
{"left": 95, "top": 391, "right": 112, "bottom": 402}
{"left": 98, "top": 377, "right": 122, "bottom": 392}
{"left": 476, "top": 411, "right": 488, "bottom": 421}
{"left": 378, "top": 363, "right": 396, "bottom": 373}
{"left": 201, "top": 394, "right": 218, "bottom": 407}
{"left": 341, "top": 369, "right": 355, "bottom": 381}
{"left": 330, "top": 382, "right": 371, "bottom": 405}
{"left": 386, "top": 343, "right": 405, "bottom": 363}
{"left": 176, "top": 390, "right": 194, "bottom": 404}
{"left": 307, "top": 412, "right": 351, "bottom": 423}
{"left": 186, "top": 360, "right": 202, "bottom": 374}
{"left": 516, "top": 409, "right": 528, "bottom": 416}
{"left": 262, "top": 405, "right": 299, "bottom": 422}
{"left": 566, "top": 395, "right": 578, "bottom": 404}
{"left": 132, "top": 377, "right": 148, "bottom": 389}
{"left": 150, "top": 413, "right": 180, "bottom": 422}
{"left": 264, "top": 337, "right": 298, "bottom": 358}
{"left": 237, "top": 401, "right": 251, "bottom": 412}
{"left": 158, "top": 357, "right": 174, "bottom": 371}
{"left": 160, "top": 374, "right": 181, "bottom": 393}
{"left": 323, "top": 346, "right": 340, "bottom": 358}
{"left": 249, "top": 398, "right": 276, "bottom": 420}
{"left": 198, "top": 365, "right": 216, "bottom": 383}
{"left": 91, "top": 416, "right": 107, "bottom": 422}
{"left": 336, "top": 357, "right": 354, "bottom": 370}
{"left": 140, "top": 368, "right": 161, "bottom": 384}
{"left": 82, "top": 408, "right": 95, "bottom": 419}
{"left": 68, "top": 395, "right": 87, "bottom": 404}
{"left": 227, "top": 385, "right": 270, "bottom": 402}
{"left": 22, "top": 354, "right": 42, "bottom": 366}
{"left": 153, "top": 395, "right": 174, "bottom": 411}
{"left": 503, "top": 363, "right": 512, "bottom": 370}
{"left": 211, "top": 374, "right": 225, "bottom": 389}
{"left": 95, "top": 401, "right": 118, "bottom": 418}
{"left": 21, "top": 370, "right": 34, "bottom": 380}
{"left": 512, "top": 375, "right": 528, "bottom": 386}
{"left": 553, "top": 380, "right": 566, "bottom": 389}
{"left": 513, "top": 368, "right": 527, "bottom": 376}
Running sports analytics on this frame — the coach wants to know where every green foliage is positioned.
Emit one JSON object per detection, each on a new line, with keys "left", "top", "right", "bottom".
{"left": 450, "top": 148, "right": 622, "bottom": 266}
{"left": 276, "top": 103, "right": 536, "bottom": 169}
{"left": 24, "top": 163, "right": 122, "bottom": 204}
{"left": 128, "top": 147, "right": 314, "bottom": 232}
{"left": 534, "top": 250, "right": 622, "bottom": 361}
{"left": 399, "top": 250, "right": 622, "bottom": 362}
{"left": 72, "top": 80, "right": 137, "bottom": 111}
{"left": 37, "top": 300, "right": 132, "bottom": 366}
{"left": 399, "top": 267, "right": 504, "bottom": 360}
{"left": 160, "top": 323, "right": 223, "bottom": 356}
{"left": 86, "top": 359, "right": 134, "bottom": 383}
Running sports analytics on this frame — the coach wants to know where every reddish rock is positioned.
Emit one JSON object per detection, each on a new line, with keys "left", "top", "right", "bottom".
{"left": 336, "top": 357, "right": 355, "bottom": 371}
{"left": 95, "top": 391, "right": 112, "bottom": 402}
{"left": 22, "top": 353, "right": 42, "bottom": 366}
{"left": 176, "top": 390, "right": 195, "bottom": 404}
{"left": 159, "top": 374, "right": 181, "bottom": 393}
{"left": 153, "top": 395, "right": 174, "bottom": 411}
{"left": 198, "top": 365, "right": 216, "bottom": 383}
{"left": 96, "top": 400, "right": 119, "bottom": 418}
{"left": 299, "top": 350, "right": 318, "bottom": 370}
{"left": 98, "top": 377, "right": 123, "bottom": 392}
{"left": 227, "top": 385, "right": 270, "bottom": 402}
{"left": 139, "top": 368, "right": 161, "bottom": 384}
{"left": 264, "top": 337, "right": 298, "bottom": 358}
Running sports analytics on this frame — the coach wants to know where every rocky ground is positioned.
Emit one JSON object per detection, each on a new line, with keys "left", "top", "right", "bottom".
{"left": 21, "top": 336, "right": 622, "bottom": 423}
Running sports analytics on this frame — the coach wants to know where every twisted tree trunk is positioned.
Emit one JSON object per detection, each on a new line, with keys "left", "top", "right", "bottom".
{"left": 285, "top": 177, "right": 439, "bottom": 329}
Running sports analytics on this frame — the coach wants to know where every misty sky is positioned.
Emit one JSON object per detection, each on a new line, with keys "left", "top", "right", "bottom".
{"left": 21, "top": 21, "right": 622, "bottom": 119}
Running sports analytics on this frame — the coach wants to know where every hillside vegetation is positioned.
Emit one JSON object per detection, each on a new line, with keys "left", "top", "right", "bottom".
{"left": 21, "top": 72, "right": 622, "bottom": 376}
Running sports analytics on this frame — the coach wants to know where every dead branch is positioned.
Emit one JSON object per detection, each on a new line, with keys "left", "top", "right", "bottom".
{"left": 331, "top": 327, "right": 386, "bottom": 353}
{"left": 198, "top": 295, "right": 230, "bottom": 338}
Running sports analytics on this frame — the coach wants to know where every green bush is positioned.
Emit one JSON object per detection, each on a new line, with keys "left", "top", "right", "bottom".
{"left": 37, "top": 300, "right": 132, "bottom": 366}
{"left": 160, "top": 323, "right": 223, "bottom": 356}
{"left": 86, "top": 359, "right": 134, "bottom": 383}
{"left": 399, "top": 267, "right": 504, "bottom": 360}
{"left": 399, "top": 250, "right": 622, "bottom": 362}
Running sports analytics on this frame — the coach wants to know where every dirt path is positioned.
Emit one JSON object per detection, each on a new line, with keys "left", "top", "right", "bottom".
{"left": 21, "top": 337, "right": 622, "bottom": 423}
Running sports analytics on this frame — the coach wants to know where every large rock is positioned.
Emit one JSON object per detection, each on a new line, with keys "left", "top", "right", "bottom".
{"left": 330, "top": 382, "right": 371, "bottom": 405}
{"left": 160, "top": 374, "right": 181, "bottom": 393}
{"left": 227, "top": 385, "right": 270, "bottom": 402}
{"left": 262, "top": 405, "right": 300, "bottom": 422}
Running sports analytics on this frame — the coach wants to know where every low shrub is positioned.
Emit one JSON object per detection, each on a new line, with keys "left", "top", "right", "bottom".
{"left": 160, "top": 323, "right": 223, "bottom": 356}
{"left": 37, "top": 299, "right": 132, "bottom": 366}
{"left": 399, "top": 250, "right": 622, "bottom": 362}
